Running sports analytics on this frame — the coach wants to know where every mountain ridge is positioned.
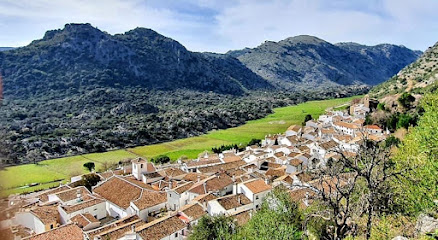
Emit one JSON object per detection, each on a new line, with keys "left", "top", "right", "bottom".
{"left": 228, "top": 35, "right": 421, "bottom": 89}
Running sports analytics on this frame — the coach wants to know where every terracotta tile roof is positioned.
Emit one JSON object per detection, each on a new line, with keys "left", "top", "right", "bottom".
{"left": 192, "top": 193, "right": 217, "bottom": 205}
{"left": 197, "top": 160, "right": 246, "bottom": 174}
{"left": 121, "top": 176, "right": 157, "bottom": 190}
{"left": 93, "top": 177, "right": 142, "bottom": 209}
{"left": 320, "top": 140, "right": 338, "bottom": 150}
{"left": 186, "top": 158, "right": 222, "bottom": 168}
{"left": 289, "top": 189, "right": 316, "bottom": 208}
{"left": 298, "top": 146, "right": 310, "bottom": 153}
{"left": 160, "top": 168, "right": 186, "bottom": 177}
{"left": 94, "top": 219, "right": 144, "bottom": 240}
{"left": 180, "top": 203, "right": 206, "bottom": 221}
{"left": 85, "top": 215, "right": 140, "bottom": 239}
{"left": 296, "top": 172, "right": 313, "bottom": 183}
{"left": 286, "top": 136, "right": 299, "bottom": 143}
{"left": 60, "top": 198, "right": 105, "bottom": 214}
{"left": 223, "top": 154, "right": 242, "bottom": 163}
{"left": 288, "top": 152, "right": 301, "bottom": 158}
{"left": 334, "top": 121, "right": 360, "bottom": 129}
{"left": 172, "top": 181, "right": 195, "bottom": 194}
{"left": 23, "top": 224, "right": 83, "bottom": 240}
{"left": 30, "top": 206, "right": 59, "bottom": 225}
{"left": 98, "top": 171, "right": 114, "bottom": 180}
{"left": 136, "top": 215, "right": 186, "bottom": 240}
{"left": 132, "top": 191, "right": 167, "bottom": 210}
{"left": 265, "top": 162, "right": 282, "bottom": 168}
{"left": 131, "top": 158, "right": 147, "bottom": 164}
{"left": 274, "top": 152, "right": 284, "bottom": 157}
{"left": 55, "top": 186, "right": 91, "bottom": 203}
{"left": 243, "top": 179, "right": 272, "bottom": 194}
{"left": 287, "top": 125, "right": 301, "bottom": 132}
{"left": 301, "top": 153, "right": 312, "bottom": 159}
{"left": 189, "top": 173, "right": 233, "bottom": 195}
{"left": 217, "top": 194, "right": 252, "bottom": 210}
{"left": 182, "top": 173, "right": 207, "bottom": 182}
{"left": 334, "top": 135, "right": 353, "bottom": 142}
{"left": 37, "top": 185, "right": 71, "bottom": 202}
{"left": 151, "top": 180, "right": 180, "bottom": 190}
{"left": 233, "top": 210, "right": 251, "bottom": 226}
{"left": 71, "top": 213, "right": 99, "bottom": 228}
{"left": 225, "top": 168, "right": 246, "bottom": 177}
{"left": 265, "top": 168, "right": 285, "bottom": 178}
{"left": 289, "top": 159, "right": 303, "bottom": 167}
{"left": 364, "top": 125, "right": 382, "bottom": 130}
{"left": 321, "top": 128, "right": 336, "bottom": 134}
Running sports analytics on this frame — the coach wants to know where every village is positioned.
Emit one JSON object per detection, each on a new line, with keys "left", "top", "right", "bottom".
{"left": 0, "top": 96, "right": 389, "bottom": 240}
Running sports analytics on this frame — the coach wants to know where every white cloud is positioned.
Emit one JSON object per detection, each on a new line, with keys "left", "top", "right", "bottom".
{"left": 0, "top": 0, "right": 436, "bottom": 52}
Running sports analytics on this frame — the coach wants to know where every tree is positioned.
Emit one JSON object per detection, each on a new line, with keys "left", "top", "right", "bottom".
{"left": 393, "top": 93, "right": 438, "bottom": 215}
{"left": 305, "top": 138, "right": 400, "bottom": 240}
{"left": 398, "top": 92, "right": 415, "bottom": 109}
{"left": 189, "top": 215, "right": 236, "bottom": 240}
{"left": 83, "top": 162, "right": 95, "bottom": 172}
{"left": 151, "top": 155, "right": 170, "bottom": 164}
{"left": 303, "top": 114, "right": 313, "bottom": 125}
{"left": 248, "top": 138, "right": 261, "bottom": 146}
{"left": 240, "top": 186, "right": 303, "bottom": 239}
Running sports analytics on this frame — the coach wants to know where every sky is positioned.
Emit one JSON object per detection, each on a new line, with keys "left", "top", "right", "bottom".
{"left": 0, "top": 0, "right": 437, "bottom": 53}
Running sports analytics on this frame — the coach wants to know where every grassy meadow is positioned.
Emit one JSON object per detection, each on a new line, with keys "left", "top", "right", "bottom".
{"left": 0, "top": 95, "right": 360, "bottom": 197}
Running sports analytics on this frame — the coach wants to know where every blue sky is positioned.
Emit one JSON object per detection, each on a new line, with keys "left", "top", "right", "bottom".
{"left": 0, "top": 0, "right": 437, "bottom": 53}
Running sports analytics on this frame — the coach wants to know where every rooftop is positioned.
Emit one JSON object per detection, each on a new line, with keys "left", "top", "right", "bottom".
{"left": 132, "top": 191, "right": 167, "bottom": 210}
{"left": 23, "top": 224, "right": 82, "bottom": 240}
{"left": 217, "top": 194, "right": 252, "bottom": 210}
{"left": 60, "top": 198, "right": 105, "bottom": 214}
{"left": 136, "top": 215, "right": 186, "bottom": 240}
{"left": 243, "top": 179, "right": 272, "bottom": 194}
{"left": 93, "top": 176, "right": 142, "bottom": 209}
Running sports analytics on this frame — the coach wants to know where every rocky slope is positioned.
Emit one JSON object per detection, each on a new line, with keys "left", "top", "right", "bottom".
{"left": 0, "top": 23, "right": 272, "bottom": 98}
{"left": 228, "top": 35, "right": 421, "bottom": 90}
{"left": 370, "top": 41, "right": 438, "bottom": 98}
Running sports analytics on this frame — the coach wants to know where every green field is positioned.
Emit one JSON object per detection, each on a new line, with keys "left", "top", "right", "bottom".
{"left": 0, "top": 96, "right": 359, "bottom": 197}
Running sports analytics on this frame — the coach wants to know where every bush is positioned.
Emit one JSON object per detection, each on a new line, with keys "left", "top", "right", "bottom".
{"left": 151, "top": 155, "right": 170, "bottom": 164}
{"left": 398, "top": 92, "right": 415, "bottom": 109}
{"left": 83, "top": 162, "right": 95, "bottom": 172}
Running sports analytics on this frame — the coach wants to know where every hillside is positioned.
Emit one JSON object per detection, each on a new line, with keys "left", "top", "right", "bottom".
{"left": 370, "top": 41, "right": 438, "bottom": 98}
{"left": 0, "top": 24, "right": 272, "bottom": 98}
{"left": 228, "top": 35, "right": 421, "bottom": 89}
{"left": 0, "top": 47, "right": 13, "bottom": 52}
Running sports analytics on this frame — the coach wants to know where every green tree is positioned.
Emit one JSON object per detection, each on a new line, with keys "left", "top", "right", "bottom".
{"left": 394, "top": 93, "right": 438, "bottom": 215}
{"left": 240, "top": 186, "right": 303, "bottom": 240}
{"left": 83, "top": 162, "right": 95, "bottom": 172}
{"left": 398, "top": 92, "right": 415, "bottom": 109}
{"left": 151, "top": 155, "right": 170, "bottom": 164}
{"left": 189, "top": 215, "right": 236, "bottom": 240}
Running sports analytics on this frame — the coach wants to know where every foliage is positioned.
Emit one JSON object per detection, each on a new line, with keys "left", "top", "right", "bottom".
{"left": 398, "top": 92, "right": 416, "bottom": 109}
{"left": 303, "top": 114, "right": 312, "bottom": 125}
{"left": 189, "top": 215, "right": 236, "bottom": 240}
{"left": 150, "top": 155, "right": 170, "bottom": 164}
{"left": 384, "top": 136, "right": 400, "bottom": 148}
{"left": 393, "top": 93, "right": 438, "bottom": 215}
{"left": 83, "top": 162, "right": 95, "bottom": 172}
{"left": 377, "top": 103, "right": 386, "bottom": 111}
{"left": 247, "top": 138, "right": 261, "bottom": 146}
{"left": 71, "top": 173, "right": 101, "bottom": 192}
{"left": 239, "top": 186, "right": 303, "bottom": 240}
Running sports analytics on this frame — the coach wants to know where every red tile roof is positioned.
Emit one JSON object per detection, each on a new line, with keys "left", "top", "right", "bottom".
{"left": 23, "top": 224, "right": 82, "bottom": 240}
{"left": 244, "top": 179, "right": 272, "bottom": 194}
{"left": 93, "top": 177, "right": 142, "bottom": 209}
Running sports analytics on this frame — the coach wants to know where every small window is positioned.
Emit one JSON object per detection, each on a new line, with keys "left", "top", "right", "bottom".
{"left": 256, "top": 195, "right": 259, "bottom": 200}
{"left": 175, "top": 232, "right": 178, "bottom": 237}
{"left": 141, "top": 164, "right": 143, "bottom": 168}
{"left": 50, "top": 224, "right": 53, "bottom": 229}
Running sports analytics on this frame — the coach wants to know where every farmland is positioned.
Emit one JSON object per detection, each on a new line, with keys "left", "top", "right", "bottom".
{"left": 0, "top": 95, "right": 360, "bottom": 197}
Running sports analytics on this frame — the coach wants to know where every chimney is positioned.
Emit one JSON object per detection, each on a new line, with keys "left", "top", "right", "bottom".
{"left": 265, "top": 178, "right": 269, "bottom": 185}
{"left": 249, "top": 211, "right": 253, "bottom": 218}
{"left": 131, "top": 225, "right": 135, "bottom": 233}
{"left": 76, "top": 189, "right": 82, "bottom": 202}
{"left": 203, "top": 200, "right": 207, "bottom": 209}
{"left": 203, "top": 182, "right": 207, "bottom": 194}
{"left": 169, "top": 181, "right": 173, "bottom": 189}
{"left": 197, "top": 175, "right": 201, "bottom": 183}
{"left": 238, "top": 195, "right": 241, "bottom": 204}
{"left": 232, "top": 175, "right": 236, "bottom": 182}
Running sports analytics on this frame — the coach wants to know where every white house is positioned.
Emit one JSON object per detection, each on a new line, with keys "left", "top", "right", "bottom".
{"left": 285, "top": 125, "right": 302, "bottom": 137}
{"left": 14, "top": 206, "right": 59, "bottom": 234}
{"left": 207, "top": 194, "right": 253, "bottom": 216}
{"left": 167, "top": 182, "right": 194, "bottom": 211}
{"left": 236, "top": 179, "right": 272, "bottom": 210}
{"left": 130, "top": 191, "right": 167, "bottom": 221}
{"left": 58, "top": 198, "right": 106, "bottom": 225}
{"left": 132, "top": 158, "right": 156, "bottom": 181}
{"left": 135, "top": 215, "right": 188, "bottom": 240}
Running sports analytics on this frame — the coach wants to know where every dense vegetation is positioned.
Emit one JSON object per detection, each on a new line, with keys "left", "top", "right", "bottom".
{"left": 0, "top": 87, "right": 366, "bottom": 165}
{"left": 189, "top": 187, "right": 303, "bottom": 240}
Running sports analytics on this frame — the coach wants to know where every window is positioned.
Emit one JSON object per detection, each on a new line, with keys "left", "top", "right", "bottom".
{"left": 175, "top": 232, "right": 178, "bottom": 237}
{"left": 50, "top": 224, "right": 53, "bottom": 229}
{"left": 140, "top": 164, "right": 143, "bottom": 168}
{"left": 255, "top": 195, "right": 259, "bottom": 200}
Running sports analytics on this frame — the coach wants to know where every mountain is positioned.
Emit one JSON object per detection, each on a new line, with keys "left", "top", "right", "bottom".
{"left": 370, "top": 41, "right": 438, "bottom": 98}
{"left": 0, "top": 23, "right": 272, "bottom": 98}
{"left": 228, "top": 35, "right": 421, "bottom": 90}
{"left": 0, "top": 47, "right": 14, "bottom": 52}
